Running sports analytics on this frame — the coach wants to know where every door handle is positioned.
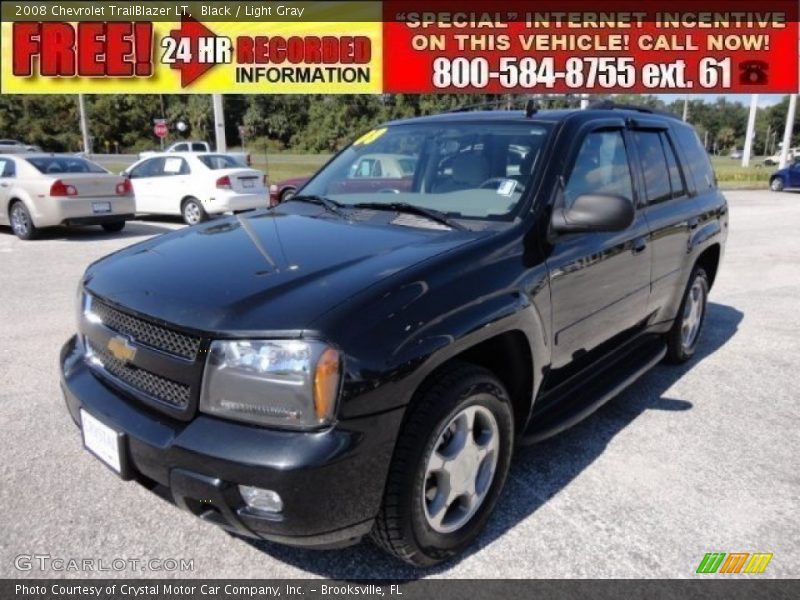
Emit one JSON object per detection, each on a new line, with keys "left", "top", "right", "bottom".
{"left": 632, "top": 238, "right": 648, "bottom": 255}
{"left": 688, "top": 217, "right": 700, "bottom": 230}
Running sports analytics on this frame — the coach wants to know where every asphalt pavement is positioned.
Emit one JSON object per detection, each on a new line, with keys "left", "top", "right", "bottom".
{"left": 0, "top": 191, "right": 798, "bottom": 579}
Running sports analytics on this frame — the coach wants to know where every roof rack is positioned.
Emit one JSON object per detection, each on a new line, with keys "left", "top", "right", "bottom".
{"left": 588, "top": 100, "right": 681, "bottom": 120}
{"left": 446, "top": 97, "right": 538, "bottom": 114}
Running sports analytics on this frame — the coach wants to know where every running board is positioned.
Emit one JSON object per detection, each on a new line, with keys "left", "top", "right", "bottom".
{"left": 520, "top": 338, "right": 667, "bottom": 444}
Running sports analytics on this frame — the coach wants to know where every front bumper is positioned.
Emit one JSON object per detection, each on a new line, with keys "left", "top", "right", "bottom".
{"left": 60, "top": 335, "right": 403, "bottom": 548}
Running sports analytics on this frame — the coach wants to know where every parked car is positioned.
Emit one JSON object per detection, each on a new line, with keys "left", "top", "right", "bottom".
{"left": 729, "top": 148, "right": 743, "bottom": 159}
{"left": 768, "top": 160, "right": 800, "bottom": 191}
{"left": 0, "top": 154, "right": 134, "bottom": 240}
{"left": 61, "top": 104, "right": 727, "bottom": 566}
{"left": 123, "top": 153, "right": 267, "bottom": 224}
{"left": 139, "top": 141, "right": 251, "bottom": 166}
{"left": 0, "top": 139, "right": 41, "bottom": 153}
{"left": 269, "top": 176, "right": 308, "bottom": 206}
{"left": 763, "top": 147, "right": 800, "bottom": 166}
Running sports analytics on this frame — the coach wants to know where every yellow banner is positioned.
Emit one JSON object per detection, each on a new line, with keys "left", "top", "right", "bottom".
{"left": 0, "top": 3, "right": 382, "bottom": 93}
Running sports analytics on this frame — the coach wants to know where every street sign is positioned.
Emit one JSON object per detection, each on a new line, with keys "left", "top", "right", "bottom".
{"left": 153, "top": 122, "right": 168, "bottom": 138}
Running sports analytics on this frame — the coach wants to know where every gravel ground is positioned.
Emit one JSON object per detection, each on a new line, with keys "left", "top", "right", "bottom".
{"left": 0, "top": 191, "right": 798, "bottom": 579}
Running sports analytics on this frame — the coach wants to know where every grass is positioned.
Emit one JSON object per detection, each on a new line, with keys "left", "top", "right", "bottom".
{"left": 104, "top": 153, "right": 773, "bottom": 190}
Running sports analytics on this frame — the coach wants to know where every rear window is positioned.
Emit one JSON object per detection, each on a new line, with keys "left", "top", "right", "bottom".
{"left": 674, "top": 126, "right": 716, "bottom": 192}
{"left": 25, "top": 156, "right": 107, "bottom": 174}
{"left": 197, "top": 154, "right": 246, "bottom": 170}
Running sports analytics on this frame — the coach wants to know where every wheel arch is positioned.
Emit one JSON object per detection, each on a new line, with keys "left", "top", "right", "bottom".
{"left": 695, "top": 243, "right": 721, "bottom": 289}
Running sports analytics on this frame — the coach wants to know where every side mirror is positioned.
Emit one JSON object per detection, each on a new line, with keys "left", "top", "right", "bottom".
{"left": 551, "top": 193, "right": 634, "bottom": 234}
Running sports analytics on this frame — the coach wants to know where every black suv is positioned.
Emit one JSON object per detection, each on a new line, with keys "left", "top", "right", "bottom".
{"left": 61, "top": 104, "right": 727, "bottom": 566}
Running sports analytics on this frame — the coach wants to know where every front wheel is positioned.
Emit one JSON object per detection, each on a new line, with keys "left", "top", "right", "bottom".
{"left": 770, "top": 177, "right": 785, "bottom": 192}
{"left": 371, "top": 363, "right": 513, "bottom": 566}
{"left": 665, "top": 266, "right": 709, "bottom": 364}
{"left": 181, "top": 198, "right": 207, "bottom": 225}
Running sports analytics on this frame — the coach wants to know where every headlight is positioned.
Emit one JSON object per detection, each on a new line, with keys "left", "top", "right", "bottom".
{"left": 200, "top": 340, "right": 341, "bottom": 429}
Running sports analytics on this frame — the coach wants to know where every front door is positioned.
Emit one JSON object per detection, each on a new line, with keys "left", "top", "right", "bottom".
{"left": 547, "top": 125, "right": 652, "bottom": 369}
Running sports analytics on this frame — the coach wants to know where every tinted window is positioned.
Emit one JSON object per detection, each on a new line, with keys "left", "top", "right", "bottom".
{"left": 674, "top": 126, "right": 716, "bottom": 191}
{"left": 0, "top": 158, "right": 15, "bottom": 177}
{"left": 634, "top": 131, "right": 671, "bottom": 204}
{"left": 191, "top": 143, "right": 208, "bottom": 151}
{"left": 197, "top": 154, "right": 246, "bottom": 170}
{"left": 662, "top": 134, "right": 686, "bottom": 198}
{"left": 25, "top": 156, "right": 107, "bottom": 174}
{"left": 129, "top": 157, "right": 164, "bottom": 178}
{"left": 564, "top": 130, "right": 633, "bottom": 205}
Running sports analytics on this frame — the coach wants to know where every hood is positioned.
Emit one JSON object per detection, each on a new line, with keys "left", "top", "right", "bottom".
{"left": 84, "top": 206, "right": 482, "bottom": 333}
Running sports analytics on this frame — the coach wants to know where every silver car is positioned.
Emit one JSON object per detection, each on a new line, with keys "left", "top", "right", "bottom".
{"left": 0, "top": 154, "right": 135, "bottom": 240}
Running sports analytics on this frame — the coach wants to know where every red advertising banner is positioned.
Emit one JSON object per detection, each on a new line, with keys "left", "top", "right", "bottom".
{"left": 383, "top": 1, "right": 799, "bottom": 93}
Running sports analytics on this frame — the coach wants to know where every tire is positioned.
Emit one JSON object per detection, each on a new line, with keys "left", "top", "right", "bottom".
{"left": 101, "top": 221, "right": 126, "bottom": 233}
{"left": 371, "top": 362, "right": 514, "bottom": 566}
{"left": 770, "top": 177, "right": 785, "bottom": 192}
{"left": 9, "top": 201, "right": 38, "bottom": 240}
{"left": 665, "top": 266, "right": 710, "bottom": 364}
{"left": 181, "top": 198, "right": 207, "bottom": 225}
{"left": 280, "top": 188, "right": 296, "bottom": 203}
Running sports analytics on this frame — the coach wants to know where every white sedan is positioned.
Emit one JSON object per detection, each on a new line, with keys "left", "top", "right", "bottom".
{"left": 0, "top": 154, "right": 135, "bottom": 240}
{"left": 124, "top": 153, "right": 267, "bottom": 225}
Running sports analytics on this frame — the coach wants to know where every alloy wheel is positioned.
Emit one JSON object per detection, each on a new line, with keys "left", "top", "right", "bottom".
{"left": 681, "top": 278, "right": 706, "bottom": 351}
{"left": 10, "top": 204, "right": 30, "bottom": 237}
{"left": 422, "top": 405, "right": 500, "bottom": 534}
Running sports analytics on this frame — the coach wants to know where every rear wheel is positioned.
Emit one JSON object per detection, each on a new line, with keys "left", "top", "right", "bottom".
{"left": 181, "top": 198, "right": 207, "bottom": 225}
{"left": 9, "top": 201, "right": 37, "bottom": 240}
{"left": 770, "top": 177, "right": 785, "bottom": 192}
{"left": 101, "top": 221, "right": 126, "bottom": 233}
{"left": 665, "top": 266, "right": 709, "bottom": 364}
{"left": 371, "top": 363, "right": 514, "bottom": 566}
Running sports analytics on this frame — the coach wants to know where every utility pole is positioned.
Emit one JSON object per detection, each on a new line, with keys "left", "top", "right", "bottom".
{"left": 779, "top": 94, "right": 797, "bottom": 169}
{"left": 682, "top": 96, "right": 689, "bottom": 122}
{"left": 78, "top": 94, "right": 91, "bottom": 155}
{"left": 742, "top": 94, "right": 758, "bottom": 167}
{"left": 580, "top": 93, "right": 589, "bottom": 109}
{"left": 212, "top": 94, "right": 226, "bottom": 152}
{"left": 763, "top": 123, "right": 771, "bottom": 159}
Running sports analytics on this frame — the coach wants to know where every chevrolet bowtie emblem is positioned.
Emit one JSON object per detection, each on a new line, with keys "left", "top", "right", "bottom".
{"left": 107, "top": 335, "right": 137, "bottom": 363}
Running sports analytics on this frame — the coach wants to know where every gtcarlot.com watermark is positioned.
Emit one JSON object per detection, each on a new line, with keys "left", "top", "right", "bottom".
{"left": 14, "top": 553, "right": 194, "bottom": 573}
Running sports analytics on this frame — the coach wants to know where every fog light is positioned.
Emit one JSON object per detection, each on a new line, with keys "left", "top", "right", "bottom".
{"left": 238, "top": 485, "right": 283, "bottom": 514}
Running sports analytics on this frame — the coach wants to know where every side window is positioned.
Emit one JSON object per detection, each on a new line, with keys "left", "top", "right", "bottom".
{"left": 191, "top": 143, "right": 207, "bottom": 151}
{"left": 0, "top": 159, "right": 15, "bottom": 178}
{"left": 173, "top": 143, "right": 188, "bottom": 152}
{"left": 661, "top": 133, "right": 687, "bottom": 199}
{"left": 633, "top": 131, "right": 671, "bottom": 204}
{"left": 564, "top": 130, "right": 633, "bottom": 206}
{"left": 129, "top": 157, "right": 163, "bottom": 179}
{"left": 674, "top": 126, "right": 716, "bottom": 191}
{"left": 163, "top": 157, "right": 189, "bottom": 176}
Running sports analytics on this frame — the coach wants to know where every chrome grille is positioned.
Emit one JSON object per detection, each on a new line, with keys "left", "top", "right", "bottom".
{"left": 87, "top": 341, "right": 190, "bottom": 409}
{"left": 90, "top": 298, "right": 200, "bottom": 360}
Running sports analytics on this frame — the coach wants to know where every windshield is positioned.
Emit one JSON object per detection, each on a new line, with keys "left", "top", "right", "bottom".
{"left": 25, "top": 156, "right": 107, "bottom": 174}
{"left": 301, "top": 121, "right": 551, "bottom": 222}
{"left": 197, "top": 154, "right": 247, "bottom": 170}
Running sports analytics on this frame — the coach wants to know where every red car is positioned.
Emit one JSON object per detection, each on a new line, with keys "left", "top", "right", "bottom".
{"left": 269, "top": 176, "right": 308, "bottom": 206}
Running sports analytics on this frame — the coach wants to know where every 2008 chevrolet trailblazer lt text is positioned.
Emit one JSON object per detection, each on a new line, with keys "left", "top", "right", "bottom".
{"left": 61, "top": 103, "right": 727, "bottom": 566}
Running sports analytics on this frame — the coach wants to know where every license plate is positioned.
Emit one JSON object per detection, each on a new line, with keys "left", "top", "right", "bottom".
{"left": 81, "top": 409, "right": 123, "bottom": 474}
{"left": 92, "top": 202, "right": 111, "bottom": 214}
{"left": 242, "top": 179, "right": 255, "bottom": 189}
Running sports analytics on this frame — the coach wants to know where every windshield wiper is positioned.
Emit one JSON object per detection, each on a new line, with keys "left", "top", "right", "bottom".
{"left": 285, "top": 194, "right": 344, "bottom": 216}
{"left": 350, "top": 202, "right": 465, "bottom": 231}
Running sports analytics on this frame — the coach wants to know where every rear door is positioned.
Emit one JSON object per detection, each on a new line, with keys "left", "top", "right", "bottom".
{"left": 547, "top": 120, "right": 652, "bottom": 369}
{"left": 151, "top": 157, "right": 192, "bottom": 214}
{"left": 629, "top": 120, "right": 699, "bottom": 320}
{"left": 127, "top": 157, "right": 165, "bottom": 213}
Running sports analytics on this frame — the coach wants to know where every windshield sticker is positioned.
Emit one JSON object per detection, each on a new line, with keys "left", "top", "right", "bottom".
{"left": 353, "top": 127, "right": 387, "bottom": 146}
{"left": 497, "top": 179, "right": 517, "bottom": 197}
